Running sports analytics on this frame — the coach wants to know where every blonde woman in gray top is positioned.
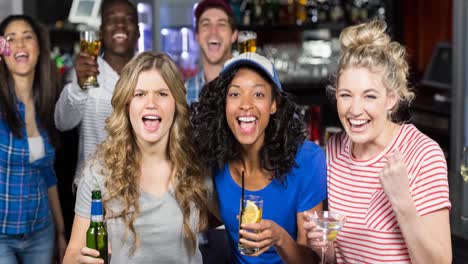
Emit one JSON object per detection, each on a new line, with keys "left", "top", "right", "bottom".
{"left": 63, "top": 52, "right": 211, "bottom": 264}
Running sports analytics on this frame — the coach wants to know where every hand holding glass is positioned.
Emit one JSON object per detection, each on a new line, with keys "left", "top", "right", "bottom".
{"left": 80, "top": 30, "right": 101, "bottom": 88}
{"left": 238, "top": 194, "right": 263, "bottom": 255}
{"left": 308, "top": 211, "right": 346, "bottom": 264}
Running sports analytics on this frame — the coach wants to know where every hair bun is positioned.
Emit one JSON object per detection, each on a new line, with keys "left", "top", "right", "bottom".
{"left": 340, "top": 20, "right": 390, "bottom": 51}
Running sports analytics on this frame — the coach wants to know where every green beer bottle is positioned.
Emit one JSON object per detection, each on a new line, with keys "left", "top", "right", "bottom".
{"left": 86, "top": 190, "right": 109, "bottom": 263}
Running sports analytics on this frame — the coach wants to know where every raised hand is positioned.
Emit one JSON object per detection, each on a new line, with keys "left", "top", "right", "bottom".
{"left": 379, "top": 150, "right": 412, "bottom": 205}
{"left": 74, "top": 52, "right": 100, "bottom": 89}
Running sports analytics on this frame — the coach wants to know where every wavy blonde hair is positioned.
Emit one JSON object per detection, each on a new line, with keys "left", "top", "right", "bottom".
{"left": 329, "top": 20, "right": 415, "bottom": 121}
{"left": 99, "top": 51, "right": 209, "bottom": 254}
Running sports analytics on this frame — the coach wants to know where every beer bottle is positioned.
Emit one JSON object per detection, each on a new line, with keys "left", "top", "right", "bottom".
{"left": 86, "top": 190, "right": 109, "bottom": 264}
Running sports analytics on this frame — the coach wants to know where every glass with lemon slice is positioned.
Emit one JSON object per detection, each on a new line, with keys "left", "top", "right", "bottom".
{"left": 238, "top": 195, "right": 263, "bottom": 255}
{"left": 308, "top": 211, "right": 346, "bottom": 264}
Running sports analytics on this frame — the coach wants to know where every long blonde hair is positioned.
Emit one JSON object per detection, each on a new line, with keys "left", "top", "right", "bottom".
{"left": 99, "top": 51, "right": 209, "bottom": 254}
{"left": 330, "top": 20, "right": 415, "bottom": 121}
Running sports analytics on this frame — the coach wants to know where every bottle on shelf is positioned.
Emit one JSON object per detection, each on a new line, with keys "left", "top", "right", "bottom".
{"left": 278, "top": 0, "right": 296, "bottom": 25}
{"left": 329, "top": 0, "right": 344, "bottom": 22}
{"left": 86, "top": 190, "right": 109, "bottom": 264}
{"left": 230, "top": 0, "right": 243, "bottom": 25}
{"left": 296, "top": 0, "right": 307, "bottom": 25}
{"left": 306, "top": 0, "right": 319, "bottom": 23}
{"left": 263, "top": 0, "right": 280, "bottom": 24}
{"left": 316, "top": 0, "right": 330, "bottom": 22}
{"left": 240, "top": 0, "right": 254, "bottom": 26}
{"left": 253, "top": 0, "right": 264, "bottom": 25}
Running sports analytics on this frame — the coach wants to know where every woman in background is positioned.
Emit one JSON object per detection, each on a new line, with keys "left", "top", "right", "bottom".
{"left": 0, "top": 15, "right": 66, "bottom": 263}
{"left": 64, "top": 52, "right": 211, "bottom": 264}
{"left": 191, "top": 52, "right": 326, "bottom": 263}
{"left": 304, "top": 20, "right": 452, "bottom": 263}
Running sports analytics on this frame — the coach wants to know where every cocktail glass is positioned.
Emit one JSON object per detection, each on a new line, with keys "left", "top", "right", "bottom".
{"left": 461, "top": 146, "right": 468, "bottom": 220}
{"left": 461, "top": 146, "right": 468, "bottom": 183}
{"left": 308, "top": 211, "right": 346, "bottom": 264}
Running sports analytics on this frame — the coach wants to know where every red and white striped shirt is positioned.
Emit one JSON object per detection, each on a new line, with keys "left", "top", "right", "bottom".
{"left": 327, "top": 124, "right": 451, "bottom": 263}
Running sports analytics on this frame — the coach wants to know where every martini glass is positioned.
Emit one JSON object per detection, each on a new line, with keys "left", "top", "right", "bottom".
{"left": 308, "top": 211, "right": 346, "bottom": 264}
{"left": 461, "top": 146, "right": 468, "bottom": 220}
{"left": 461, "top": 146, "right": 468, "bottom": 183}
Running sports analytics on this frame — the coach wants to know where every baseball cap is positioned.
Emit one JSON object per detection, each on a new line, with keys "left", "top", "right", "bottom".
{"left": 220, "top": 52, "right": 282, "bottom": 90}
{"left": 194, "top": 0, "right": 234, "bottom": 22}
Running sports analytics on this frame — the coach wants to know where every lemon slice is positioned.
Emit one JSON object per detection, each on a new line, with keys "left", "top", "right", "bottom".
{"left": 241, "top": 201, "right": 262, "bottom": 224}
{"left": 327, "top": 223, "right": 340, "bottom": 241}
{"left": 327, "top": 230, "right": 338, "bottom": 241}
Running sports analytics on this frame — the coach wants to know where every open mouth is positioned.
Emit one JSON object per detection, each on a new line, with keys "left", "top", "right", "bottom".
{"left": 207, "top": 40, "right": 221, "bottom": 51}
{"left": 237, "top": 116, "right": 257, "bottom": 134}
{"left": 112, "top": 32, "right": 128, "bottom": 42}
{"left": 348, "top": 119, "right": 370, "bottom": 131}
{"left": 142, "top": 115, "right": 161, "bottom": 131}
{"left": 14, "top": 52, "right": 29, "bottom": 62}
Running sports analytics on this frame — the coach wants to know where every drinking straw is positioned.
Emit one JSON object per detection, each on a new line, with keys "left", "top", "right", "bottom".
{"left": 240, "top": 170, "right": 245, "bottom": 223}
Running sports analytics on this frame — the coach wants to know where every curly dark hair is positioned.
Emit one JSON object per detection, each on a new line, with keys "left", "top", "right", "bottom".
{"left": 190, "top": 66, "right": 307, "bottom": 182}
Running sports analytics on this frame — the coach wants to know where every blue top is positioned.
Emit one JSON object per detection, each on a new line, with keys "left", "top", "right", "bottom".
{"left": 185, "top": 69, "right": 205, "bottom": 105}
{"left": 0, "top": 102, "right": 56, "bottom": 234}
{"left": 214, "top": 140, "right": 327, "bottom": 264}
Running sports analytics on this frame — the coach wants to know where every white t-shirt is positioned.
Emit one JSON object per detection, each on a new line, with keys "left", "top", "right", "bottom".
{"left": 28, "top": 136, "right": 45, "bottom": 162}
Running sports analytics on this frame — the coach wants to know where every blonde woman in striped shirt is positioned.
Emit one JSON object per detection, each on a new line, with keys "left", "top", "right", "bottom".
{"left": 303, "top": 20, "right": 452, "bottom": 263}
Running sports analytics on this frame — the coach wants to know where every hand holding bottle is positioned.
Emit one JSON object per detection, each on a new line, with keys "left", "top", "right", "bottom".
{"left": 86, "top": 190, "right": 109, "bottom": 264}
{"left": 76, "top": 247, "right": 105, "bottom": 264}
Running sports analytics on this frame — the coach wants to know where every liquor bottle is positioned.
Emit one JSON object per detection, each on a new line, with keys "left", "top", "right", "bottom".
{"left": 230, "top": 0, "right": 243, "bottom": 25}
{"left": 296, "top": 0, "right": 307, "bottom": 25}
{"left": 253, "top": 0, "right": 264, "bottom": 25}
{"left": 316, "top": 0, "right": 330, "bottom": 22}
{"left": 270, "top": 0, "right": 280, "bottom": 23}
{"left": 308, "top": 105, "right": 322, "bottom": 145}
{"left": 279, "top": 0, "right": 295, "bottom": 25}
{"left": 329, "top": 0, "right": 344, "bottom": 22}
{"left": 306, "top": 0, "right": 318, "bottom": 23}
{"left": 240, "top": 0, "right": 254, "bottom": 26}
{"left": 86, "top": 190, "right": 109, "bottom": 264}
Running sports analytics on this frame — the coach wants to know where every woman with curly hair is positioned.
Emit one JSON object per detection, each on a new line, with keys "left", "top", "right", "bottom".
{"left": 191, "top": 52, "right": 327, "bottom": 263}
{"left": 64, "top": 52, "right": 210, "bottom": 264}
{"left": 304, "top": 20, "right": 451, "bottom": 263}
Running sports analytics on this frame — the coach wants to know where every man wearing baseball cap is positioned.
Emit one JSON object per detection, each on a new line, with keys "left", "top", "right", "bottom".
{"left": 186, "top": 0, "right": 238, "bottom": 105}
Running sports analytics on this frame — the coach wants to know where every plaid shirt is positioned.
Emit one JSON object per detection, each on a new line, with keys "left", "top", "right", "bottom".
{"left": 185, "top": 69, "right": 205, "bottom": 105}
{"left": 0, "top": 102, "right": 56, "bottom": 234}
